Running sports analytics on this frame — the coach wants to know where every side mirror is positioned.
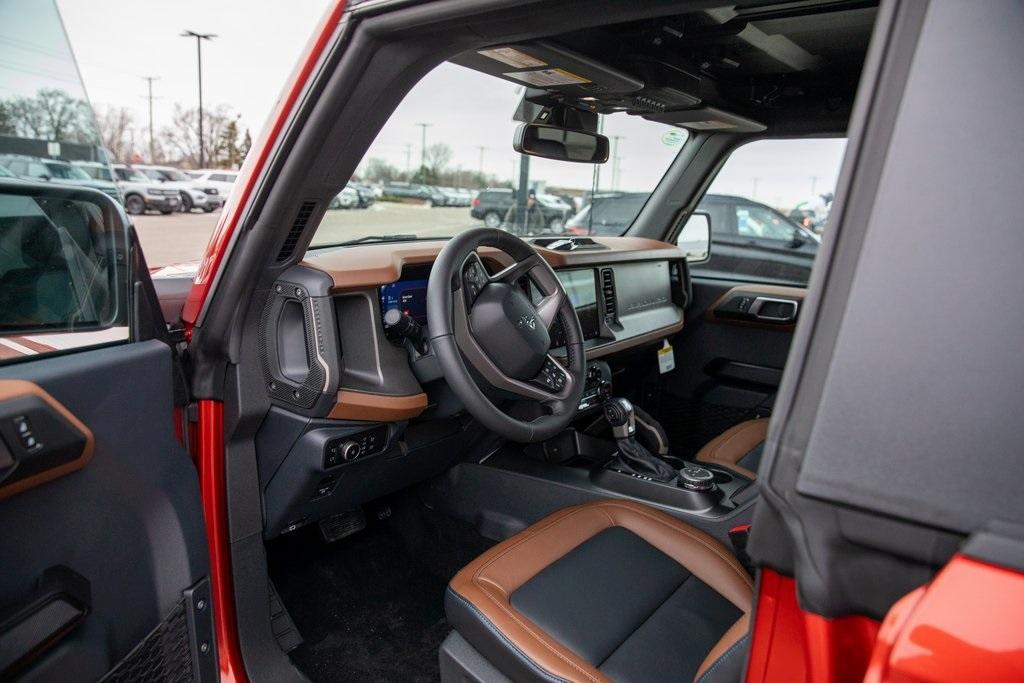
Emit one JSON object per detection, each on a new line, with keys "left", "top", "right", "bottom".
{"left": 513, "top": 123, "right": 609, "bottom": 164}
{"left": 678, "top": 212, "right": 711, "bottom": 262}
{"left": 0, "top": 183, "right": 129, "bottom": 340}
{"left": 788, "top": 228, "right": 809, "bottom": 248}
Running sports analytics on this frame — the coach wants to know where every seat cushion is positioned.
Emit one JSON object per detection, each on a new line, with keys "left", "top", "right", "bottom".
{"left": 445, "top": 499, "right": 753, "bottom": 682}
{"left": 695, "top": 419, "right": 769, "bottom": 480}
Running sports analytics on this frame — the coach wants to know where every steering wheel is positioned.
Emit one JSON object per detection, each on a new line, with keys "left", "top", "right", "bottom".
{"left": 427, "top": 228, "right": 586, "bottom": 442}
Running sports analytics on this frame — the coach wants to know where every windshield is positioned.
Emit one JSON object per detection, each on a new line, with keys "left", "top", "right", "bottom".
{"left": 161, "top": 169, "right": 191, "bottom": 182}
{"left": 45, "top": 163, "right": 91, "bottom": 180}
{"left": 309, "top": 63, "right": 686, "bottom": 248}
{"left": 117, "top": 168, "right": 149, "bottom": 182}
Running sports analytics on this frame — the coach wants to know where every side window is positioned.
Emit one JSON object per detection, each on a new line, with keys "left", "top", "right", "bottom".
{"left": 0, "top": 191, "right": 129, "bottom": 362}
{"left": 735, "top": 203, "right": 794, "bottom": 240}
{"left": 686, "top": 138, "right": 847, "bottom": 286}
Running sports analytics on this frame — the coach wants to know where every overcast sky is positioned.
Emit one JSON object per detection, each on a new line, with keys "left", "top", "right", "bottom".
{"left": 37, "top": 1, "right": 848, "bottom": 208}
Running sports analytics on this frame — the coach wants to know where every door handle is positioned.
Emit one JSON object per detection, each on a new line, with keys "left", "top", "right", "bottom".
{"left": 749, "top": 296, "right": 799, "bottom": 323}
{"left": 0, "top": 566, "right": 91, "bottom": 677}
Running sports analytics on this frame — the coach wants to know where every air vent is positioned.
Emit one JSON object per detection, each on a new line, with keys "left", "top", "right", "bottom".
{"left": 601, "top": 268, "right": 617, "bottom": 324}
{"left": 276, "top": 201, "right": 318, "bottom": 262}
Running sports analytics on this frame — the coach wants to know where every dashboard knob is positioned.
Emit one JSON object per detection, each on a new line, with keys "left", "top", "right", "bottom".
{"left": 679, "top": 466, "right": 715, "bottom": 492}
{"left": 340, "top": 441, "right": 361, "bottom": 462}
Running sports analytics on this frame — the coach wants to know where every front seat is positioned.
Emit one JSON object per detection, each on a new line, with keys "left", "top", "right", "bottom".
{"left": 444, "top": 499, "right": 752, "bottom": 682}
{"left": 694, "top": 419, "right": 768, "bottom": 480}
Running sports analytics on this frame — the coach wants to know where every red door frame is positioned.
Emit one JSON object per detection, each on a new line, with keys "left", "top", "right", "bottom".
{"left": 185, "top": 2, "right": 347, "bottom": 679}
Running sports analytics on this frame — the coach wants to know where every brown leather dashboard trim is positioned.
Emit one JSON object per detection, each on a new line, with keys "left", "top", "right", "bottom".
{"left": 328, "top": 390, "right": 428, "bottom": 422}
{"left": 0, "top": 380, "right": 94, "bottom": 500}
{"left": 448, "top": 499, "right": 753, "bottom": 683}
{"left": 302, "top": 236, "right": 687, "bottom": 291}
{"left": 706, "top": 283, "right": 807, "bottom": 331}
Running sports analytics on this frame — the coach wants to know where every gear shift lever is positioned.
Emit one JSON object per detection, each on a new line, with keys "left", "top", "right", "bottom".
{"left": 603, "top": 398, "right": 679, "bottom": 483}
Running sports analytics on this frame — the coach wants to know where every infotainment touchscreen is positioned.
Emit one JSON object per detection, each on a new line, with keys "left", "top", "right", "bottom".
{"left": 379, "top": 279, "right": 429, "bottom": 324}
{"left": 557, "top": 269, "right": 597, "bottom": 309}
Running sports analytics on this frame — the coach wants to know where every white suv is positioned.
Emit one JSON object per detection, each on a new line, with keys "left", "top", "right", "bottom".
{"left": 133, "top": 164, "right": 225, "bottom": 213}
{"left": 110, "top": 164, "right": 181, "bottom": 215}
{"left": 186, "top": 169, "right": 238, "bottom": 197}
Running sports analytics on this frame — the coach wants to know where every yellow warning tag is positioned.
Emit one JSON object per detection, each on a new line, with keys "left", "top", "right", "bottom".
{"left": 657, "top": 340, "right": 675, "bottom": 374}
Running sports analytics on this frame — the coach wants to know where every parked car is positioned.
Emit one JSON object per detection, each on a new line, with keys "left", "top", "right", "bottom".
{"left": 110, "top": 164, "right": 181, "bottom": 215}
{"left": 566, "top": 192, "right": 820, "bottom": 284}
{"left": 348, "top": 182, "right": 376, "bottom": 208}
{"left": 133, "top": 164, "right": 225, "bottom": 213}
{"left": 0, "top": 154, "right": 120, "bottom": 201}
{"left": 328, "top": 185, "right": 360, "bottom": 209}
{"left": 470, "top": 187, "right": 571, "bottom": 231}
{"left": 184, "top": 169, "right": 239, "bottom": 196}
{"left": 382, "top": 181, "right": 447, "bottom": 206}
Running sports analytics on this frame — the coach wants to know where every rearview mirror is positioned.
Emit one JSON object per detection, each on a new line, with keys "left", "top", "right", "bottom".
{"left": 678, "top": 212, "right": 711, "bottom": 262}
{"left": 513, "top": 123, "right": 610, "bottom": 164}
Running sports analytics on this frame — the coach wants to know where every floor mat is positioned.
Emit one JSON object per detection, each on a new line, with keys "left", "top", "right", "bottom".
{"left": 267, "top": 491, "right": 494, "bottom": 682}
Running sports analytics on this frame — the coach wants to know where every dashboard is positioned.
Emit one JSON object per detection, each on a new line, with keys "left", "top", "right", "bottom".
{"left": 254, "top": 236, "right": 689, "bottom": 537}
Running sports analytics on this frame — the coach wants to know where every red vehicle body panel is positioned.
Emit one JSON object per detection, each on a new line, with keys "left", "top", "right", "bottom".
{"left": 746, "top": 569, "right": 879, "bottom": 683}
{"left": 864, "top": 555, "right": 1024, "bottom": 683}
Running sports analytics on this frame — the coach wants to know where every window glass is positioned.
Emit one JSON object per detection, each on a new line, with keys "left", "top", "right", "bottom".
{"left": 687, "top": 138, "right": 847, "bottom": 286}
{"left": 0, "top": 191, "right": 128, "bottom": 362}
{"left": 308, "top": 62, "right": 686, "bottom": 248}
{"left": 735, "top": 203, "right": 793, "bottom": 240}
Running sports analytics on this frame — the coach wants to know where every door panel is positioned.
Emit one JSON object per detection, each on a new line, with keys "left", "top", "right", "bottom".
{"left": 655, "top": 277, "right": 804, "bottom": 456}
{"left": 0, "top": 341, "right": 213, "bottom": 681}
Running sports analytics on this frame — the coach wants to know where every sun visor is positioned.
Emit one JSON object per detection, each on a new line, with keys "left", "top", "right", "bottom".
{"left": 643, "top": 107, "right": 766, "bottom": 133}
{"left": 452, "top": 41, "right": 644, "bottom": 97}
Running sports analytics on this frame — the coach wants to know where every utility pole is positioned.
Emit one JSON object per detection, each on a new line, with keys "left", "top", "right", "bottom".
{"left": 181, "top": 30, "right": 216, "bottom": 168}
{"left": 404, "top": 144, "right": 412, "bottom": 176}
{"left": 751, "top": 177, "right": 760, "bottom": 198}
{"left": 415, "top": 123, "right": 431, "bottom": 174}
{"left": 141, "top": 76, "right": 160, "bottom": 163}
{"left": 810, "top": 175, "right": 820, "bottom": 195}
{"left": 477, "top": 146, "right": 486, "bottom": 177}
{"left": 609, "top": 135, "right": 625, "bottom": 191}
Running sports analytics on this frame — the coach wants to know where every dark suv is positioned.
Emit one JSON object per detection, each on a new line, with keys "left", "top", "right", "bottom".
{"left": 470, "top": 188, "right": 571, "bottom": 232}
{"left": 566, "top": 192, "right": 819, "bottom": 284}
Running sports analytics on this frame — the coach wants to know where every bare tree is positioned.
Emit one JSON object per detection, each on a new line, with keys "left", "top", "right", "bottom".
{"left": 160, "top": 104, "right": 239, "bottom": 168}
{"left": 95, "top": 105, "right": 138, "bottom": 162}
{"left": 3, "top": 89, "right": 98, "bottom": 143}
{"left": 424, "top": 143, "right": 453, "bottom": 175}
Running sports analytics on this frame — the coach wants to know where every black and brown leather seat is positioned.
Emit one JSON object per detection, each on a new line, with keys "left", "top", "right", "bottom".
{"left": 445, "top": 499, "right": 752, "bottom": 682}
{"left": 695, "top": 419, "right": 768, "bottom": 480}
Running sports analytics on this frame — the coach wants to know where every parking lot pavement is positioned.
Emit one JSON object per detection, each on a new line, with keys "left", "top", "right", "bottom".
{"left": 135, "top": 202, "right": 483, "bottom": 267}
{"left": 133, "top": 211, "right": 222, "bottom": 267}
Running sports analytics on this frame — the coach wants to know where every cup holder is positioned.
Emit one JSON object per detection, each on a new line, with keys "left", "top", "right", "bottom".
{"left": 711, "top": 469, "right": 733, "bottom": 485}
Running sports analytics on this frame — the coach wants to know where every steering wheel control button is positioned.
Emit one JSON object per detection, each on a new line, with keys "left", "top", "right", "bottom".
{"left": 323, "top": 425, "right": 388, "bottom": 469}
{"left": 463, "top": 259, "right": 489, "bottom": 305}
{"left": 533, "top": 358, "right": 567, "bottom": 392}
{"left": 679, "top": 466, "right": 716, "bottom": 491}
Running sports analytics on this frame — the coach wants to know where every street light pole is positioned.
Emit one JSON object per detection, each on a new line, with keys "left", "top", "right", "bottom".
{"left": 141, "top": 76, "right": 160, "bottom": 163}
{"left": 181, "top": 30, "right": 216, "bottom": 168}
{"left": 415, "top": 123, "right": 432, "bottom": 175}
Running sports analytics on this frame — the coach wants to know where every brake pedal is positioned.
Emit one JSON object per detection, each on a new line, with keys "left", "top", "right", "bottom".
{"left": 318, "top": 508, "right": 366, "bottom": 543}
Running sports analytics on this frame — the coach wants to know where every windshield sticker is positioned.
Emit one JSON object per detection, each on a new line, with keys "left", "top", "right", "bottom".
{"left": 661, "top": 130, "right": 686, "bottom": 146}
{"left": 503, "top": 68, "right": 591, "bottom": 87}
{"left": 478, "top": 47, "right": 547, "bottom": 69}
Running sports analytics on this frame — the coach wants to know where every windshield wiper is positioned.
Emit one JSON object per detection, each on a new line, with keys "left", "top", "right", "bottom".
{"left": 331, "top": 234, "right": 421, "bottom": 247}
